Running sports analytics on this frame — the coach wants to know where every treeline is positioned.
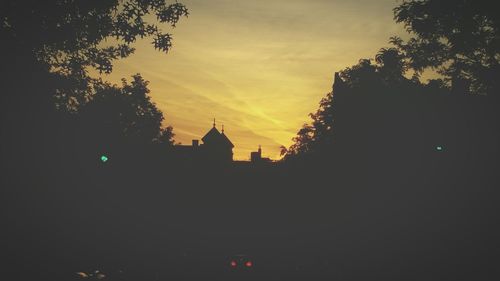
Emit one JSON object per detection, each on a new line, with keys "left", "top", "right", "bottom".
{"left": 0, "top": 0, "right": 189, "bottom": 181}
{"left": 1, "top": 3, "right": 189, "bottom": 280}
{"left": 282, "top": 0, "right": 500, "bottom": 173}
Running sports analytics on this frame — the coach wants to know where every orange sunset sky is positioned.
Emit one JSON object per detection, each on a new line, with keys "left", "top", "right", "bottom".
{"left": 96, "top": 0, "right": 408, "bottom": 160}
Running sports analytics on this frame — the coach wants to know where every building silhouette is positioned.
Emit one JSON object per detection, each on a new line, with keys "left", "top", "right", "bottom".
{"left": 250, "top": 145, "right": 271, "bottom": 163}
{"left": 173, "top": 119, "right": 234, "bottom": 164}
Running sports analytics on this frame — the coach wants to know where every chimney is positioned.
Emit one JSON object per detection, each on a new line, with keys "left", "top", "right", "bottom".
{"left": 192, "top": 139, "right": 199, "bottom": 147}
{"left": 333, "top": 72, "right": 344, "bottom": 92}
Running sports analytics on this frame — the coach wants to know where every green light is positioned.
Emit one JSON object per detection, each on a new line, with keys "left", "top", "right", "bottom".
{"left": 436, "top": 146, "right": 443, "bottom": 151}
{"left": 100, "top": 155, "right": 108, "bottom": 163}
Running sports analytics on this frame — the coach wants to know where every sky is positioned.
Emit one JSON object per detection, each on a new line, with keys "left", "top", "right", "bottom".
{"left": 99, "top": 0, "right": 408, "bottom": 160}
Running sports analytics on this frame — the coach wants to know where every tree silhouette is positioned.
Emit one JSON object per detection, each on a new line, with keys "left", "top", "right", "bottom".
{"left": 77, "top": 74, "right": 169, "bottom": 146}
{"left": 0, "top": 0, "right": 187, "bottom": 174}
{"left": 155, "top": 126, "right": 175, "bottom": 146}
{"left": 1, "top": 0, "right": 188, "bottom": 110}
{"left": 375, "top": 47, "right": 407, "bottom": 82}
{"left": 286, "top": 123, "right": 315, "bottom": 157}
{"left": 279, "top": 145, "right": 288, "bottom": 157}
{"left": 391, "top": 0, "right": 500, "bottom": 95}
{"left": 284, "top": 48, "right": 417, "bottom": 161}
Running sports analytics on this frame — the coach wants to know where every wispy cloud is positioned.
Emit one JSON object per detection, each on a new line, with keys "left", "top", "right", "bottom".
{"left": 100, "top": 0, "right": 407, "bottom": 159}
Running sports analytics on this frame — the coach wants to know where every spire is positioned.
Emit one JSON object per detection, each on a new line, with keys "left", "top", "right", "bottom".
{"left": 222, "top": 124, "right": 224, "bottom": 133}
{"left": 258, "top": 145, "right": 262, "bottom": 154}
{"left": 213, "top": 118, "right": 216, "bottom": 128}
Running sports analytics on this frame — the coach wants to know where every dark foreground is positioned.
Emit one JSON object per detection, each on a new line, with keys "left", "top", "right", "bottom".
{"left": 2, "top": 146, "right": 499, "bottom": 281}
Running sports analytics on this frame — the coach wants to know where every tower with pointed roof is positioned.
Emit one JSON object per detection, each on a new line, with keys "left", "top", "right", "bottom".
{"left": 200, "top": 119, "right": 234, "bottom": 163}
{"left": 171, "top": 119, "right": 234, "bottom": 164}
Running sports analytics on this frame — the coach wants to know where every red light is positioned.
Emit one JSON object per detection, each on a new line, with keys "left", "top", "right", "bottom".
{"left": 230, "top": 261, "right": 237, "bottom": 267}
{"left": 245, "top": 261, "right": 253, "bottom": 267}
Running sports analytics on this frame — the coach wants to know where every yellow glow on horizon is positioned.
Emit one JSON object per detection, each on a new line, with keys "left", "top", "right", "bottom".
{"left": 97, "top": 0, "right": 408, "bottom": 160}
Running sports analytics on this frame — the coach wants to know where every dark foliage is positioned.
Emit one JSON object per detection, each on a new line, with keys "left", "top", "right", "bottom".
{"left": 80, "top": 75, "right": 167, "bottom": 146}
{"left": 1, "top": 0, "right": 188, "bottom": 115}
{"left": 0, "top": 0, "right": 186, "bottom": 175}
{"left": 391, "top": 0, "right": 500, "bottom": 95}
{"left": 279, "top": 4, "right": 500, "bottom": 278}
{"left": 285, "top": 0, "right": 500, "bottom": 162}
{"left": 284, "top": 48, "right": 420, "bottom": 159}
